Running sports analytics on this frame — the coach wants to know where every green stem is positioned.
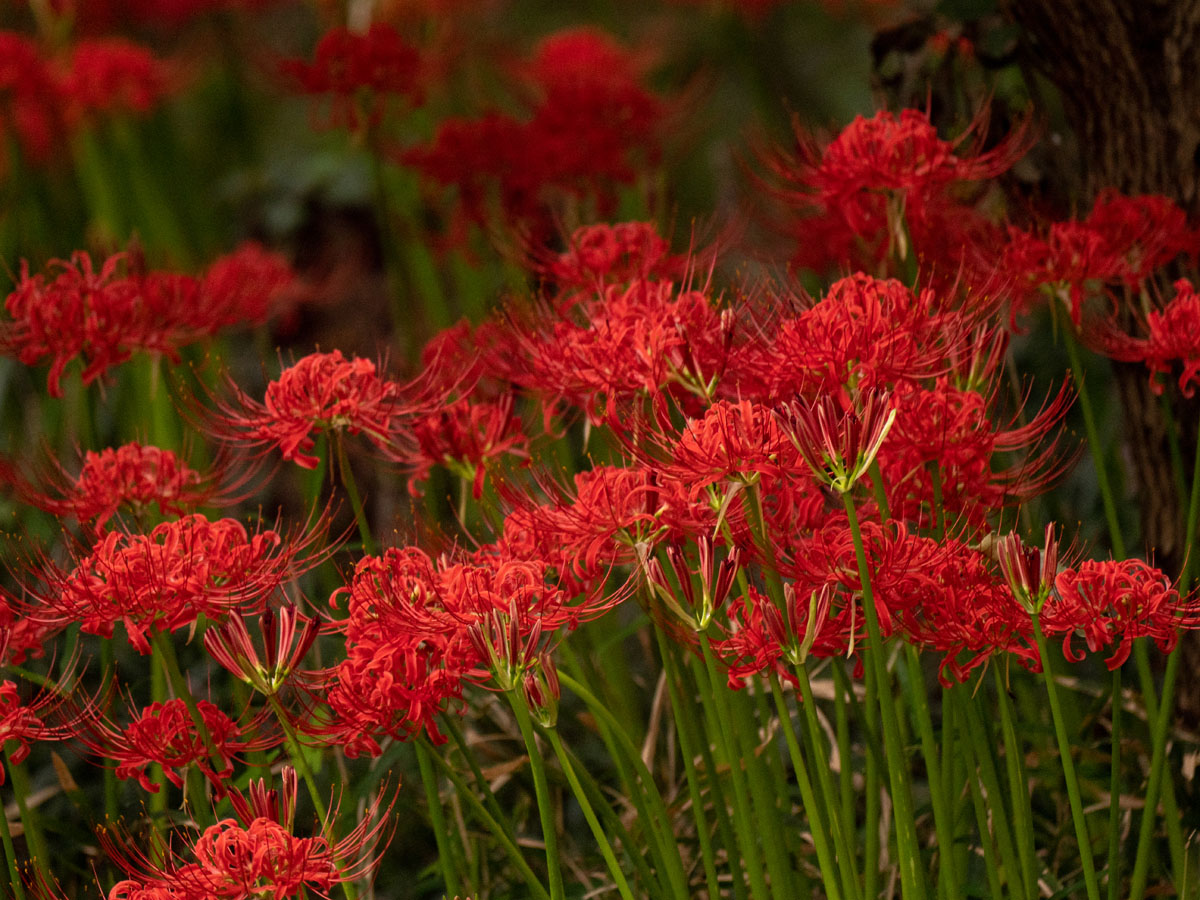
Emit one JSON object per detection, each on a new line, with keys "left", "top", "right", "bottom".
{"left": 557, "top": 670, "right": 689, "bottom": 897}
{"left": 1107, "top": 666, "right": 1122, "bottom": 900}
{"left": 0, "top": 779, "right": 25, "bottom": 900}
{"left": 1032, "top": 614, "right": 1101, "bottom": 900}
{"left": 957, "top": 687, "right": 1029, "bottom": 900}
{"left": 768, "top": 676, "right": 845, "bottom": 900}
{"left": 959, "top": 701, "right": 1006, "bottom": 900}
{"left": 543, "top": 729, "right": 636, "bottom": 900}
{"left": 654, "top": 633, "right": 727, "bottom": 900}
{"left": 902, "top": 644, "right": 960, "bottom": 898}
{"left": 992, "top": 665, "right": 1038, "bottom": 900}
{"left": 794, "top": 666, "right": 861, "bottom": 900}
{"left": 420, "top": 741, "right": 552, "bottom": 900}
{"left": 508, "top": 692, "right": 565, "bottom": 900}
{"left": 698, "top": 635, "right": 771, "bottom": 900}
{"left": 1062, "top": 328, "right": 1126, "bottom": 559}
{"left": 841, "top": 492, "right": 928, "bottom": 900}
{"left": 336, "top": 437, "right": 376, "bottom": 556}
{"left": 414, "top": 741, "right": 462, "bottom": 899}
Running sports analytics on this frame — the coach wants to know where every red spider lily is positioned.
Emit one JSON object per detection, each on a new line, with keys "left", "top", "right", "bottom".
{"left": 2, "top": 247, "right": 296, "bottom": 397}
{"left": 764, "top": 107, "right": 1028, "bottom": 272}
{"left": 1093, "top": 278, "right": 1200, "bottom": 397}
{"left": 204, "top": 604, "right": 323, "bottom": 695}
{"left": 280, "top": 22, "right": 424, "bottom": 132}
{"left": 1004, "top": 191, "right": 1198, "bottom": 325}
{"left": 760, "top": 274, "right": 965, "bottom": 400}
{"left": 879, "top": 377, "right": 1073, "bottom": 527}
{"left": 0, "top": 587, "right": 59, "bottom": 665}
{"left": 511, "top": 278, "right": 731, "bottom": 425}
{"left": 544, "top": 222, "right": 684, "bottom": 294}
{"left": 497, "top": 463, "right": 712, "bottom": 593}
{"left": 101, "top": 766, "right": 394, "bottom": 900}
{"left": 900, "top": 538, "right": 1038, "bottom": 685}
{"left": 192, "top": 242, "right": 295, "bottom": 332}
{"left": 323, "top": 545, "right": 616, "bottom": 751}
{"left": 207, "top": 350, "right": 433, "bottom": 469}
{"left": 667, "top": 399, "right": 801, "bottom": 492}
{"left": 0, "top": 31, "right": 68, "bottom": 167}
{"left": 30, "top": 512, "right": 332, "bottom": 654}
{"left": 781, "top": 517, "right": 946, "bottom": 647}
{"left": 644, "top": 537, "right": 741, "bottom": 631}
{"left": 409, "top": 392, "right": 529, "bottom": 499}
{"left": 1043, "top": 559, "right": 1200, "bottom": 669}
{"left": 58, "top": 39, "right": 174, "bottom": 120}
{"left": 775, "top": 388, "right": 896, "bottom": 494}
{"left": 82, "top": 697, "right": 276, "bottom": 794}
{"left": 717, "top": 584, "right": 850, "bottom": 687}
{"left": 5, "top": 442, "right": 224, "bottom": 534}
{"left": 0, "top": 658, "right": 102, "bottom": 784}
{"left": 401, "top": 27, "right": 663, "bottom": 245}
{"left": 466, "top": 598, "right": 563, "bottom": 724}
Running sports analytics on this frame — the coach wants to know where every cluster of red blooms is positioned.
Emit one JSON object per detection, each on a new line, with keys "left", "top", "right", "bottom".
{"left": 0, "top": 31, "right": 174, "bottom": 167}
{"left": 280, "top": 22, "right": 424, "bottom": 132}
{"left": 1, "top": 242, "right": 293, "bottom": 396}
{"left": 400, "top": 27, "right": 665, "bottom": 244}
{"left": 102, "top": 768, "right": 390, "bottom": 900}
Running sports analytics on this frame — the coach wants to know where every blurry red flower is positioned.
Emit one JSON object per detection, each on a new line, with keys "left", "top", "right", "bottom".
{"left": 209, "top": 350, "right": 417, "bottom": 468}
{"left": 281, "top": 22, "right": 423, "bottom": 132}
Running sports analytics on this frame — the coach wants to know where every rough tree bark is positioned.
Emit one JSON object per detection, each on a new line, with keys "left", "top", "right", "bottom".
{"left": 1002, "top": 0, "right": 1200, "bottom": 720}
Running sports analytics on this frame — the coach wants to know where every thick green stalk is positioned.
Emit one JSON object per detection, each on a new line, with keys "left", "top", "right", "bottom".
{"left": 958, "top": 688, "right": 1029, "bottom": 900}
{"left": 508, "top": 692, "right": 565, "bottom": 900}
{"left": 841, "top": 492, "right": 927, "bottom": 900}
{"left": 1032, "top": 615, "right": 1101, "bottom": 900}
{"left": 698, "top": 636, "right": 771, "bottom": 900}
{"left": 959, "top": 705, "right": 1006, "bottom": 900}
{"left": 544, "top": 729, "right": 636, "bottom": 900}
{"left": 0, "top": 782, "right": 25, "bottom": 900}
{"left": 654, "top": 632, "right": 725, "bottom": 900}
{"left": 991, "top": 665, "right": 1038, "bottom": 900}
{"left": 414, "top": 740, "right": 463, "bottom": 899}
{"left": 421, "top": 744, "right": 552, "bottom": 900}
{"left": 769, "top": 677, "right": 845, "bottom": 900}
{"left": 901, "top": 644, "right": 960, "bottom": 897}
{"left": 1107, "top": 666, "right": 1122, "bottom": 900}
{"left": 794, "top": 667, "right": 861, "bottom": 900}
{"left": 685, "top": 653, "right": 750, "bottom": 900}
{"left": 336, "top": 438, "right": 376, "bottom": 556}
{"left": 558, "top": 670, "right": 689, "bottom": 897}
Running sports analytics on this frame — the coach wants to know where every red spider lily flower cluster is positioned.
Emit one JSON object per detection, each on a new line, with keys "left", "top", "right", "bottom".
{"left": 323, "top": 545, "right": 616, "bottom": 751}
{"left": 0, "top": 31, "right": 175, "bottom": 169}
{"left": 103, "top": 766, "right": 392, "bottom": 900}
{"left": 2, "top": 243, "right": 294, "bottom": 396}
{"left": 280, "top": 22, "right": 424, "bottom": 132}
{"left": 84, "top": 698, "right": 272, "bottom": 793}
{"left": 0, "top": 677, "right": 94, "bottom": 783}
{"left": 1044, "top": 559, "right": 1199, "bottom": 669}
{"left": 209, "top": 349, "right": 435, "bottom": 469}
{"left": 32, "top": 513, "right": 326, "bottom": 653}
{"left": 1005, "top": 190, "right": 1200, "bottom": 324}
{"left": 766, "top": 108, "right": 1028, "bottom": 274}
{"left": 401, "top": 27, "right": 665, "bottom": 244}
{"left": 7, "top": 442, "right": 217, "bottom": 534}
{"left": 1094, "top": 278, "right": 1200, "bottom": 397}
